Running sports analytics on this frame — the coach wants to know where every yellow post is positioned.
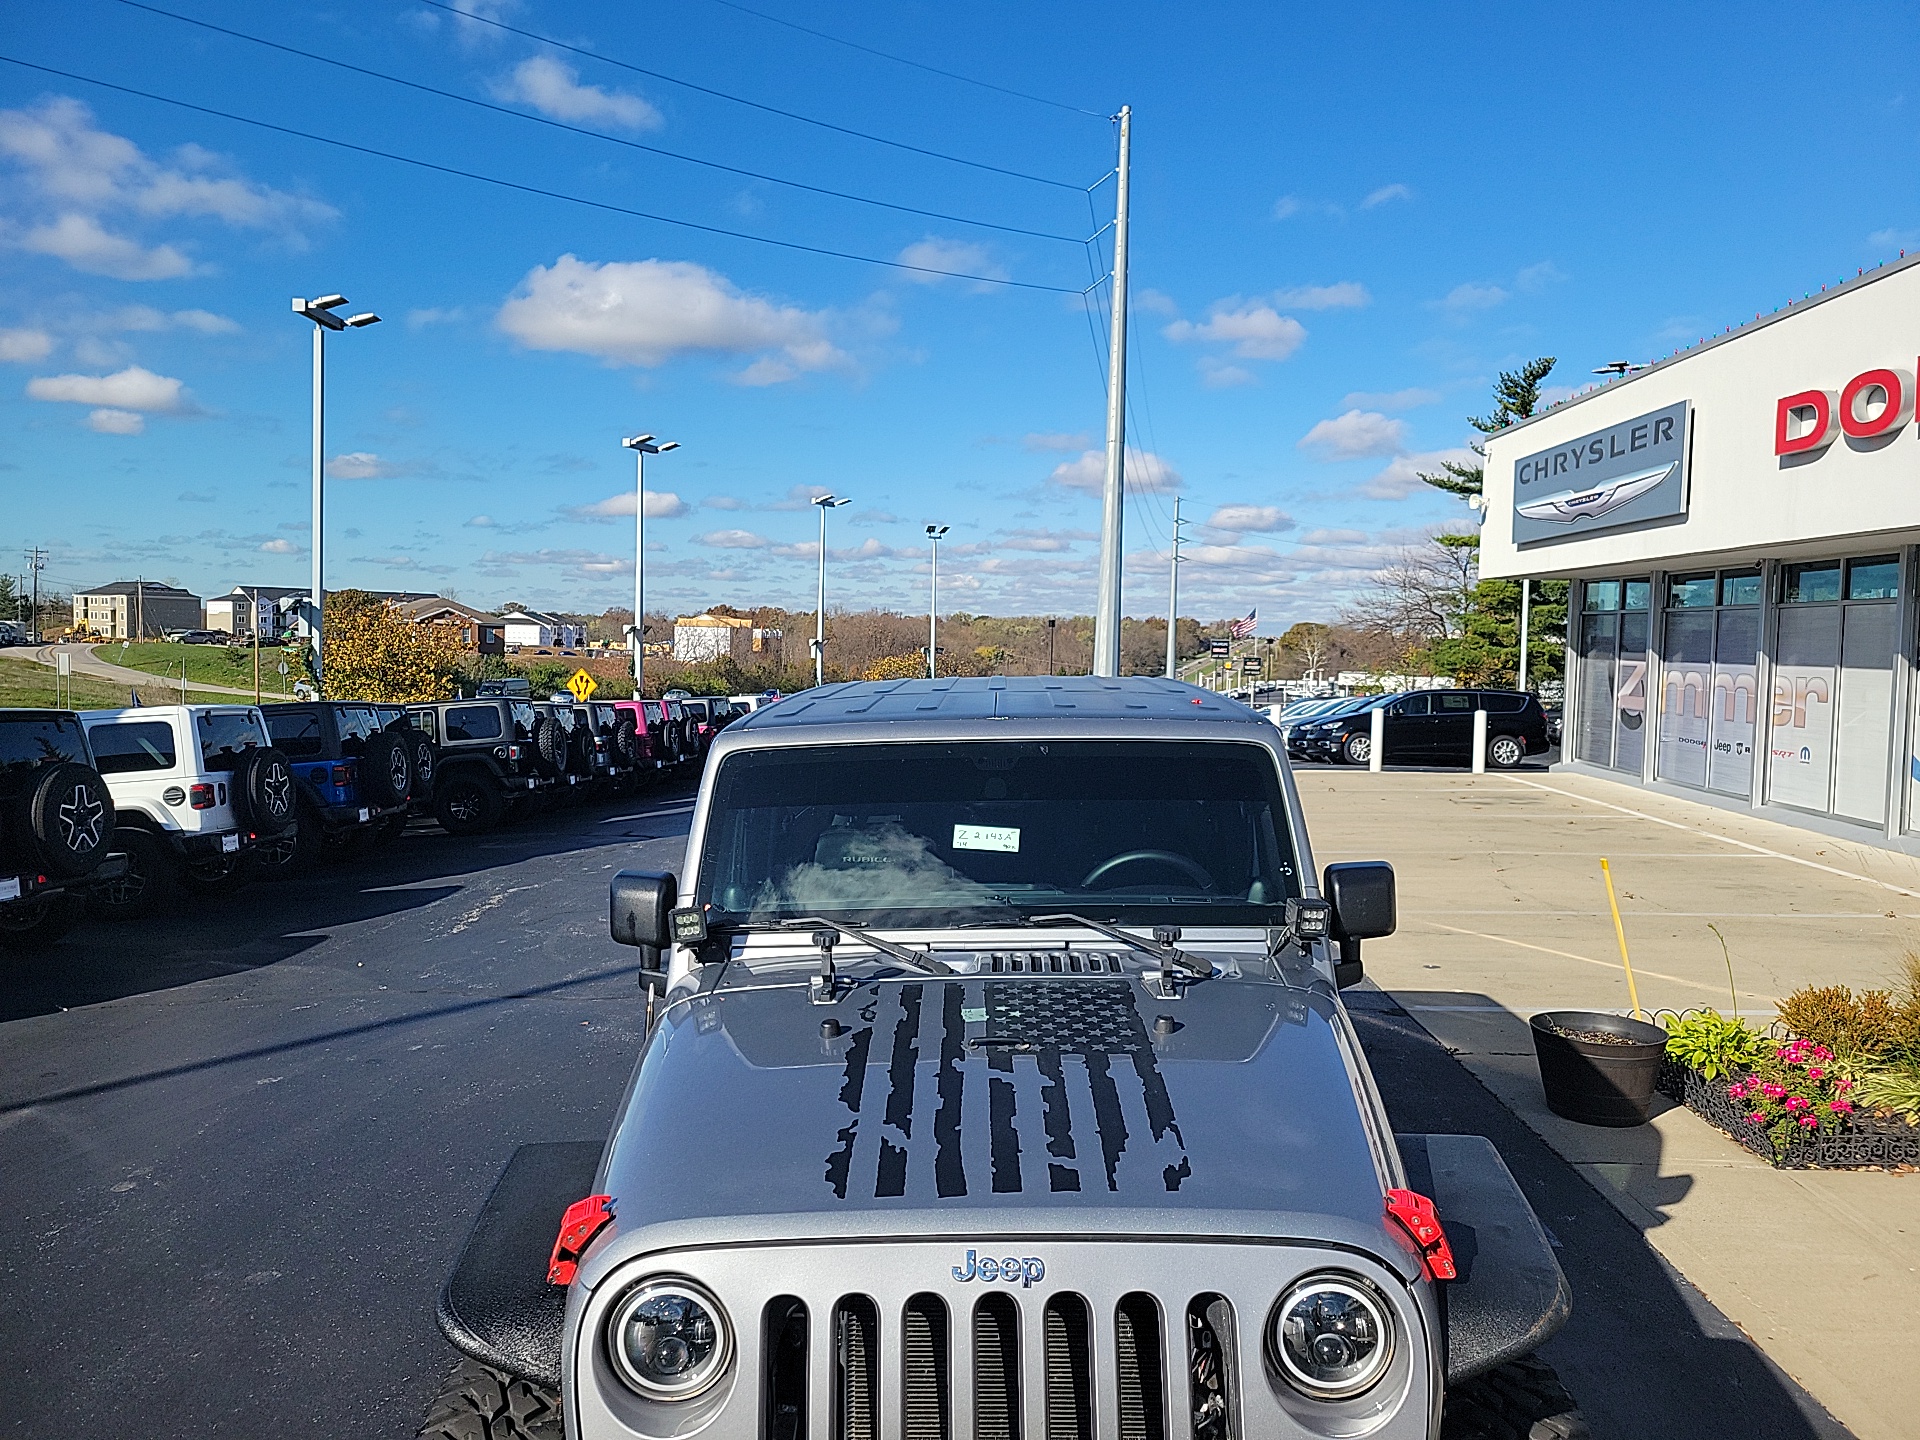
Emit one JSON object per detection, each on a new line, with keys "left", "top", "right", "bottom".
{"left": 1599, "top": 857, "right": 1645, "bottom": 1019}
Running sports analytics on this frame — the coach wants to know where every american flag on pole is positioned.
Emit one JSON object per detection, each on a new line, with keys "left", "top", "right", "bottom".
{"left": 1228, "top": 609, "right": 1257, "bottom": 640}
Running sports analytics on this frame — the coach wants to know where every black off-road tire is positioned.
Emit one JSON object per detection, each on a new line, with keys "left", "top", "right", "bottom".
{"left": 90, "top": 828, "right": 175, "bottom": 921}
{"left": 613, "top": 717, "right": 640, "bottom": 767}
{"left": 417, "top": 1358, "right": 563, "bottom": 1440}
{"left": 530, "top": 717, "right": 567, "bottom": 778}
{"left": 250, "top": 809, "right": 315, "bottom": 880}
{"left": 23, "top": 762, "right": 115, "bottom": 879}
{"left": 1441, "top": 1355, "right": 1589, "bottom": 1440}
{"left": 232, "top": 747, "right": 297, "bottom": 836}
{"left": 435, "top": 775, "right": 504, "bottom": 836}
{"left": 361, "top": 729, "right": 415, "bottom": 808}
{"left": 0, "top": 891, "right": 87, "bottom": 951}
{"left": 181, "top": 852, "right": 250, "bottom": 895}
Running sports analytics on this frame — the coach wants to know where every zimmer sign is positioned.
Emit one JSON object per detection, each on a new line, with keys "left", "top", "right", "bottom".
{"left": 1511, "top": 401, "right": 1690, "bottom": 543}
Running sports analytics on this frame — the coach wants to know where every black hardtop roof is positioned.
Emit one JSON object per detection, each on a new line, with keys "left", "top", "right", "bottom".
{"left": 733, "top": 675, "right": 1264, "bottom": 730}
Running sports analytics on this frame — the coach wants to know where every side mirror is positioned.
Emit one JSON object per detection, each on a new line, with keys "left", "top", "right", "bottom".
{"left": 1322, "top": 861, "right": 1396, "bottom": 989}
{"left": 610, "top": 870, "right": 677, "bottom": 979}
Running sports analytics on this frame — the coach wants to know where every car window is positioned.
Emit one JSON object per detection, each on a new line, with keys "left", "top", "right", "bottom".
{"left": 409, "top": 708, "right": 439, "bottom": 742}
{"left": 1475, "top": 692, "right": 1527, "bottom": 714}
{"left": 1434, "top": 693, "right": 1474, "bottom": 712}
{"left": 446, "top": 705, "right": 503, "bottom": 742}
{"left": 91, "top": 720, "right": 178, "bottom": 774}
{"left": 266, "top": 711, "right": 325, "bottom": 758}
{"left": 1393, "top": 694, "right": 1430, "bottom": 716}
{"left": 0, "top": 716, "right": 89, "bottom": 773}
{"left": 699, "top": 740, "right": 1300, "bottom": 928}
{"left": 340, "top": 706, "right": 381, "bottom": 745}
{"left": 198, "top": 710, "right": 268, "bottom": 770}
{"left": 510, "top": 702, "right": 535, "bottom": 739}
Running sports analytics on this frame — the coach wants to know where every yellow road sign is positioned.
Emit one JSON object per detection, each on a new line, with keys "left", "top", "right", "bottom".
{"left": 567, "top": 668, "right": 599, "bottom": 702}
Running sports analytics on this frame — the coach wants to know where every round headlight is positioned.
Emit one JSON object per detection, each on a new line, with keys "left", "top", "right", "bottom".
{"left": 607, "top": 1278, "right": 733, "bottom": 1400}
{"left": 1269, "top": 1275, "right": 1393, "bottom": 1399}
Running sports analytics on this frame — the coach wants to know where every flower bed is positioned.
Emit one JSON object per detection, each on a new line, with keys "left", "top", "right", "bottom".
{"left": 1658, "top": 1059, "right": 1920, "bottom": 1169}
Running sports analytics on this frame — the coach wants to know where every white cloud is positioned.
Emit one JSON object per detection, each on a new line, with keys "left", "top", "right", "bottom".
{"left": 1298, "top": 409, "right": 1409, "bottom": 460}
{"left": 497, "top": 255, "right": 847, "bottom": 381}
{"left": 87, "top": 407, "right": 144, "bottom": 435}
{"left": 465, "top": 515, "right": 495, "bottom": 527}
{"left": 0, "top": 98, "right": 335, "bottom": 278}
{"left": 27, "top": 364, "right": 189, "bottom": 412}
{"left": 323, "top": 452, "right": 434, "bottom": 480}
{"left": 1164, "top": 302, "right": 1306, "bottom": 360}
{"left": 1273, "top": 282, "right": 1369, "bottom": 310}
{"left": 1048, "top": 447, "right": 1182, "bottom": 495}
{"left": 259, "top": 537, "right": 298, "bottom": 553}
{"left": 1206, "top": 504, "right": 1294, "bottom": 534}
{"left": 407, "top": 307, "right": 466, "bottom": 329}
{"left": 1363, "top": 447, "right": 1476, "bottom": 500}
{"left": 1868, "top": 226, "right": 1920, "bottom": 250}
{"left": 1437, "top": 281, "right": 1508, "bottom": 312}
{"left": 1515, "top": 260, "right": 1564, "bottom": 293}
{"left": 1197, "top": 358, "right": 1256, "bottom": 389}
{"left": 1359, "top": 183, "right": 1413, "bottom": 209}
{"left": 1342, "top": 386, "right": 1440, "bottom": 411}
{"left": 0, "top": 327, "right": 53, "bottom": 362}
{"left": 20, "top": 214, "right": 193, "bottom": 280}
{"left": 1022, "top": 431, "right": 1090, "bottom": 453}
{"left": 171, "top": 308, "right": 240, "bottom": 334}
{"left": 895, "top": 237, "right": 1009, "bottom": 289}
{"left": 1272, "top": 195, "right": 1303, "bottom": 219}
{"left": 491, "top": 56, "right": 661, "bottom": 130}
{"left": 1133, "top": 288, "right": 1180, "bottom": 316}
{"left": 696, "top": 528, "right": 772, "bottom": 549}
{"left": 568, "top": 490, "right": 689, "bottom": 520}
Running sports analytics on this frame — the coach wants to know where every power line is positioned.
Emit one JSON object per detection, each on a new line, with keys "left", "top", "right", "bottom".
{"left": 106, "top": 0, "right": 1086, "bottom": 244}
{"left": 0, "top": 54, "right": 1085, "bottom": 292}
{"left": 699, "top": 0, "right": 1108, "bottom": 120}
{"left": 409, "top": 0, "right": 1086, "bottom": 191}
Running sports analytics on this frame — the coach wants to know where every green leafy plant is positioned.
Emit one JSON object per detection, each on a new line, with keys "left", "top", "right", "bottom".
{"left": 1727, "top": 1038, "right": 1860, "bottom": 1154}
{"left": 1661, "top": 1009, "right": 1765, "bottom": 1080}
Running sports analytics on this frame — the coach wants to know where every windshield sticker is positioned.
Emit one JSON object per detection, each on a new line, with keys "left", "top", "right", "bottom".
{"left": 953, "top": 823, "right": 1020, "bottom": 853}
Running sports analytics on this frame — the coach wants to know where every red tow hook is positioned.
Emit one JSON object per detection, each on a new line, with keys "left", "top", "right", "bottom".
{"left": 1384, "top": 1188, "right": 1457, "bottom": 1281}
{"left": 547, "top": 1194, "right": 615, "bottom": 1286}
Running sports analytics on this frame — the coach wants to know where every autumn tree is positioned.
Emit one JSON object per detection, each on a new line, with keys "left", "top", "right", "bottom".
{"left": 320, "top": 589, "right": 466, "bottom": 702}
{"left": 1278, "top": 622, "right": 1332, "bottom": 680}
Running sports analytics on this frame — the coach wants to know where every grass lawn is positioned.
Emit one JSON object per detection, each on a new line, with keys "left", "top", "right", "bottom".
{"left": 92, "top": 640, "right": 302, "bottom": 695}
{"left": 0, "top": 655, "right": 236, "bottom": 710}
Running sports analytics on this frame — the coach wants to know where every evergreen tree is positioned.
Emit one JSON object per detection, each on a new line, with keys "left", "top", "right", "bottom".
{"left": 1418, "top": 356, "right": 1558, "bottom": 510}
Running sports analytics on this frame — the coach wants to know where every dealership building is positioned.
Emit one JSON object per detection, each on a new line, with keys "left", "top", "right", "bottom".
{"left": 1481, "top": 252, "right": 1920, "bottom": 853}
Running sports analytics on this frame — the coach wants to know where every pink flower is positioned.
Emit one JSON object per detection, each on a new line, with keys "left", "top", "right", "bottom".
{"left": 1829, "top": 1101, "right": 1854, "bottom": 1115}
{"left": 1784, "top": 1096, "right": 1811, "bottom": 1111}
{"left": 1761, "top": 1083, "right": 1787, "bottom": 1099}
{"left": 1808, "top": 1067, "right": 1825, "bottom": 1080}
{"left": 1798, "top": 1115, "right": 1819, "bottom": 1129}
{"left": 1813, "top": 1045, "right": 1833, "bottom": 1061}
{"left": 1746, "top": 1111, "right": 1767, "bottom": 1125}
{"left": 1835, "top": 1078, "right": 1854, "bottom": 1094}
{"left": 1727, "top": 1081, "right": 1749, "bottom": 1099}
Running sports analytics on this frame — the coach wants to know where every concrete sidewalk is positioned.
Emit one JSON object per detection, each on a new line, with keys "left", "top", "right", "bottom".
{"left": 1300, "top": 766, "right": 1919, "bottom": 1440}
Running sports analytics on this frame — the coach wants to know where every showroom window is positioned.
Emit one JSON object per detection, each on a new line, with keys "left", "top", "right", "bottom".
{"left": 1576, "top": 578, "right": 1650, "bottom": 773}
{"left": 1768, "top": 555, "right": 1902, "bottom": 825}
{"left": 1657, "top": 568, "right": 1761, "bottom": 796}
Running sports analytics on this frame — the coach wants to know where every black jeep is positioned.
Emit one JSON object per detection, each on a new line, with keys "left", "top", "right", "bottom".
{"left": 253, "top": 701, "right": 422, "bottom": 873}
{"left": 405, "top": 698, "right": 556, "bottom": 835}
{"left": 0, "top": 710, "right": 126, "bottom": 950}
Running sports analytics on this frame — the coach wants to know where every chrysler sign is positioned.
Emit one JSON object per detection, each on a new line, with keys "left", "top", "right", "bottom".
{"left": 1512, "top": 400, "right": 1690, "bottom": 543}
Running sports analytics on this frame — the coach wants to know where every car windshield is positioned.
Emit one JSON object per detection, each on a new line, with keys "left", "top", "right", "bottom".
{"left": 697, "top": 740, "right": 1300, "bottom": 929}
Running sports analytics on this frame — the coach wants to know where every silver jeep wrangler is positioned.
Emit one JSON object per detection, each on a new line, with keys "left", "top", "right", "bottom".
{"left": 422, "top": 677, "right": 1581, "bottom": 1440}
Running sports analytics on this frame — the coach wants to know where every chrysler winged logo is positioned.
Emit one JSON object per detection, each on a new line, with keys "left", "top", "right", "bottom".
{"left": 951, "top": 1250, "right": 1045, "bottom": 1288}
{"left": 1514, "top": 462, "right": 1675, "bottom": 525}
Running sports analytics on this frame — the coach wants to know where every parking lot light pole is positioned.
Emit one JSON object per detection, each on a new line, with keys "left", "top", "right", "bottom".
{"left": 292, "top": 294, "right": 379, "bottom": 696}
{"left": 811, "top": 494, "right": 850, "bottom": 686}
{"left": 622, "top": 434, "right": 679, "bottom": 697}
{"left": 925, "top": 524, "right": 948, "bottom": 678}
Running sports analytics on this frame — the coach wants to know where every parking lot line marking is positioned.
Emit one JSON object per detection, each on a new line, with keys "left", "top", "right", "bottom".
{"left": 1407, "top": 910, "right": 1916, "bottom": 919}
{"left": 1399, "top": 1004, "right": 1781, "bottom": 1016}
{"left": 597, "top": 805, "right": 694, "bottom": 824}
{"left": 1419, "top": 922, "right": 1761, "bottom": 999}
{"left": 1505, "top": 776, "right": 1920, "bottom": 899}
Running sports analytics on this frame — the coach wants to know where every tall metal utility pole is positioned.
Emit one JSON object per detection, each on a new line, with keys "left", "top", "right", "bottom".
{"left": 1163, "top": 495, "right": 1184, "bottom": 679}
{"left": 1091, "top": 104, "right": 1132, "bottom": 678}
{"left": 622, "top": 434, "right": 680, "bottom": 698}
{"left": 811, "top": 494, "right": 851, "bottom": 686}
{"left": 25, "top": 548, "right": 45, "bottom": 644}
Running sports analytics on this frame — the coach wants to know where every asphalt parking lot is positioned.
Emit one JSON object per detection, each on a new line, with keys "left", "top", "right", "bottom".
{"left": 0, "top": 773, "right": 1860, "bottom": 1438}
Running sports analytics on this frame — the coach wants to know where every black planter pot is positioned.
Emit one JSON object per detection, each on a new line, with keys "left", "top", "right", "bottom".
{"left": 1530, "top": 1010, "right": 1668, "bottom": 1127}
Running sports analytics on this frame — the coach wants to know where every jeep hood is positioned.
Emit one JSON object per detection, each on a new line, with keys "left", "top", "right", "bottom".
{"left": 597, "top": 969, "right": 1390, "bottom": 1235}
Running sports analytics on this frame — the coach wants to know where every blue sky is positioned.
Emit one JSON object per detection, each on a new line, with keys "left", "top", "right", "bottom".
{"left": 2, "top": 0, "right": 1915, "bottom": 627}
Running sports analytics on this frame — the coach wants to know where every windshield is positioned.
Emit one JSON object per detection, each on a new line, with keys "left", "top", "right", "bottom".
{"left": 697, "top": 740, "right": 1299, "bottom": 929}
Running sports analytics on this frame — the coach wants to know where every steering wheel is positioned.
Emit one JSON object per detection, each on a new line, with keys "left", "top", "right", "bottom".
{"left": 1080, "top": 849, "right": 1215, "bottom": 891}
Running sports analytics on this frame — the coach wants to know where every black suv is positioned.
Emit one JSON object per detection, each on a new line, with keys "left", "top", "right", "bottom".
{"left": 405, "top": 698, "right": 556, "bottom": 834}
{"left": 1309, "top": 689, "right": 1552, "bottom": 768}
{"left": 553, "top": 699, "right": 634, "bottom": 793}
{"left": 0, "top": 710, "right": 126, "bottom": 949}
{"left": 255, "top": 702, "right": 423, "bottom": 872}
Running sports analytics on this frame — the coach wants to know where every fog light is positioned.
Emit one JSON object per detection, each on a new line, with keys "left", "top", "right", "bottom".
{"left": 607, "top": 1278, "right": 731, "bottom": 1401}
{"left": 1269, "top": 1275, "right": 1393, "bottom": 1399}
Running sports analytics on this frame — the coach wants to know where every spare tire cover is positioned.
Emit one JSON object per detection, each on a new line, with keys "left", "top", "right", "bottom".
{"left": 25, "top": 762, "right": 115, "bottom": 879}
{"left": 235, "top": 748, "right": 297, "bottom": 835}
{"left": 360, "top": 729, "right": 413, "bottom": 807}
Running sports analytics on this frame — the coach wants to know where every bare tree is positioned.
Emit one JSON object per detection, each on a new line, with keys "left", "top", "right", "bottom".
{"left": 1341, "top": 534, "right": 1478, "bottom": 670}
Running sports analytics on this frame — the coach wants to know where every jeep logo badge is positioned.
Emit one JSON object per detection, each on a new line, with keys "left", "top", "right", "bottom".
{"left": 951, "top": 1250, "right": 1045, "bottom": 1288}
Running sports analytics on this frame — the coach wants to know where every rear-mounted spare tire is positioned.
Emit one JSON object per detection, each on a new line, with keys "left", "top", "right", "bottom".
{"left": 22, "top": 762, "right": 115, "bottom": 879}
{"left": 360, "top": 729, "right": 414, "bottom": 807}
{"left": 232, "top": 747, "right": 296, "bottom": 836}
{"left": 531, "top": 716, "right": 568, "bottom": 777}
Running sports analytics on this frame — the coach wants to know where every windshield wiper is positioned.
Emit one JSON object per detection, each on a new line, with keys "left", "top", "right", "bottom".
{"left": 716, "top": 918, "right": 952, "bottom": 976}
{"left": 1023, "top": 913, "right": 1211, "bottom": 979}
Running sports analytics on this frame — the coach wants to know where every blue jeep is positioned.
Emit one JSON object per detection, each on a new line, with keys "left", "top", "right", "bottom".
{"left": 253, "top": 702, "right": 421, "bottom": 873}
